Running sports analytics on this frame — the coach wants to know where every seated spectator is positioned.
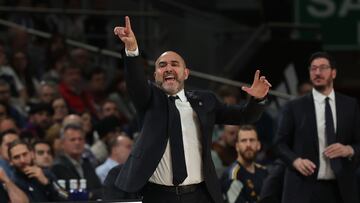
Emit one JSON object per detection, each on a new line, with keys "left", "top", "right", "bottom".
{"left": 51, "top": 97, "right": 69, "bottom": 124}
{"left": 0, "top": 80, "right": 26, "bottom": 128}
{"left": 51, "top": 123, "right": 102, "bottom": 200}
{"left": 21, "top": 102, "right": 52, "bottom": 142}
{"left": 8, "top": 140, "right": 67, "bottom": 202}
{"left": 96, "top": 132, "right": 133, "bottom": 183}
{"left": 36, "top": 81, "right": 58, "bottom": 105}
{"left": 32, "top": 140, "right": 54, "bottom": 169}
{"left": 0, "top": 118, "right": 19, "bottom": 134}
{"left": 0, "top": 129, "right": 19, "bottom": 179}
{"left": 0, "top": 168, "right": 29, "bottom": 203}
{"left": 58, "top": 62, "right": 97, "bottom": 116}
{"left": 212, "top": 125, "right": 239, "bottom": 166}
{"left": 221, "top": 125, "right": 268, "bottom": 203}
{"left": 91, "top": 115, "right": 122, "bottom": 163}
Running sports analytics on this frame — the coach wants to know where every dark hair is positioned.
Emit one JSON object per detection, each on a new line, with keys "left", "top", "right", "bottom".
{"left": 106, "top": 133, "right": 130, "bottom": 154}
{"left": 8, "top": 139, "right": 31, "bottom": 160}
{"left": 308, "top": 51, "right": 336, "bottom": 69}
{"left": 236, "top": 124, "right": 258, "bottom": 142}
{"left": 32, "top": 139, "right": 54, "bottom": 156}
{"left": 60, "top": 123, "right": 84, "bottom": 139}
{"left": 0, "top": 129, "right": 18, "bottom": 145}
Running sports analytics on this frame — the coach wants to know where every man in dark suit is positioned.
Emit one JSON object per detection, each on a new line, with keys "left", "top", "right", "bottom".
{"left": 112, "top": 16, "right": 271, "bottom": 203}
{"left": 274, "top": 52, "right": 360, "bottom": 203}
{"left": 51, "top": 123, "right": 102, "bottom": 200}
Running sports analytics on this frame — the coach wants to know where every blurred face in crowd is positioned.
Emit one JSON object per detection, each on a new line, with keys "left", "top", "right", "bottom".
{"left": 102, "top": 101, "right": 120, "bottom": 118}
{"left": 0, "top": 84, "right": 11, "bottom": 103}
{"left": 33, "top": 143, "right": 53, "bottom": 168}
{"left": 52, "top": 98, "right": 69, "bottom": 123}
{"left": 39, "top": 85, "right": 57, "bottom": 104}
{"left": 236, "top": 129, "right": 260, "bottom": 163}
{"left": 9, "top": 144, "right": 33, "bottom": 171}
{"left": 113, "top": 134, "right": 133, "bottom": 164}
{"left": 0, "top": 119, "right": 18, "bottom": 133}
{"left": 62, "top": 67, "right": 82, "bottom": 90}
{"left": 81, "top": 112, "right": 92, "bottom": 134}
{"left": 154, "top": 51, "right": 189, "bottom": 95}
{"left": 90, "top": 72, "right": 106, "bottom": 93}
{"left": 62, "top": 128, "right": 85, "bottom": 160}
{"left": 222, "top": 125, "right": 240, "bottom": 147}
{"left": 0, "top": 133, "right": 18, "bottom": 160}
{"left": 30, "top": 111, "right": 51, "bottom": 129}
{"left": 12, "top": 51, "right": 27, "bottom": 73}
{"left": 309, "top": 57, "right": 336, "bottom": 93}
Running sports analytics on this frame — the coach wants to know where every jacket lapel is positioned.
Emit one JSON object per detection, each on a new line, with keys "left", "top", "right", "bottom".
{"left": 305, "top": 93, "right": 319, "bottom": 154}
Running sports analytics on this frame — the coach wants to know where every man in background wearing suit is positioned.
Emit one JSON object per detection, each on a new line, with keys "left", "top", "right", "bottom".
{"left": 113, "top": 16, "right": 272, "bottom": 203}
{"left": 274, "top": 52, "right": 360, "bottom": 203}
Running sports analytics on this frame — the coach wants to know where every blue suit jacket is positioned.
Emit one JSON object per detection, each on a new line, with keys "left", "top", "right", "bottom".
{"left": 274, "top": 92, "right": 360, "bottom": 203}
{"left": 114, "top": 55, "right": 266, "bottom": 203}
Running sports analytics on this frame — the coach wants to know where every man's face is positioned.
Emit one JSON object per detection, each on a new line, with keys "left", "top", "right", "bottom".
{"left": 30, "top": 111, "right": 51, "bottom": 129}
{"left": 63, "top": 68, "right": 82, "bottom": 88}
{"left": 102, "top": 102, "right": 119, "bottom": 118}
{"left": 90, "top": 73, "right": 106, "bottom": 92}
{"left": 52, "top": 98, "right": 68, "bottom": 121}
{"left": 33, "top": 143, "right": 53, "bottom": 168}
{"left": 154, "top": 51, "right": 189, "bottom": 95}
{"left": 309, "top": 57, "right": 336, "bottom": 92}
{"left": 40, "top": 85, "right": 56, "bottom": 104}
{"left": 236, "top": 130, "right": 260, "bottom": 163}
{"left": 62, "top": 128, "right": 85, "bottom": 159}
{"left": 113, "top": 135, "right": 133, "bottom": 164}
{"left": 10, "top": 144, "right": 32, "bottom": 172}
{"left": 222, "top": 125, "right": 240, "bottom": 147}
{"left": 0, "top": 85, "right": 11, "bottom": 103}
{"left": 0, "top": 133, "right": 18, "bottom": 161}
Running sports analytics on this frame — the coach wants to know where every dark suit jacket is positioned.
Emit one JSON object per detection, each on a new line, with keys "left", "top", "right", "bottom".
{"left": 114, "top": 55, "right": 266, "bottom": 203}
{"left": 274, "top": 92, "right": 360, "bottom": 203}
{"left": 51, "top": 154, "right": 102, "bottom": 200}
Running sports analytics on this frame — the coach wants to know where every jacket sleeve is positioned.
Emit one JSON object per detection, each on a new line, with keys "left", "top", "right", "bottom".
{"left": 273, "top": 102, "right": 299, "bottom": 167}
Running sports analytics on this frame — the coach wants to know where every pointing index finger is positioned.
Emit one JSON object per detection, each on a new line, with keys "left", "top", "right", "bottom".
{"left": 253, "top": 70, "right": 260, "bottom": 82}
{"left": 125, "top": 16, "right": 132, "bottom": 31}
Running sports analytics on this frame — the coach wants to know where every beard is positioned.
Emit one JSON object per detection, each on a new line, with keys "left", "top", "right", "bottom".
{"left": 311, "top": 76, "right": 333, "bottom": 92}
{"left": 240, "top": 149, "right": 257, "bottom": 163}
{"left": 155, "top": 79, "right": 183, "bottom": 95}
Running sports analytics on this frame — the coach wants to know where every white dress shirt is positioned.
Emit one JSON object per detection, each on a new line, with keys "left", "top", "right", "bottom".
{"left": 149, "top": 89, "right": 204, "bottom": 186}
{"left": 312, "top": 88, "right": 336, "bottom": 179}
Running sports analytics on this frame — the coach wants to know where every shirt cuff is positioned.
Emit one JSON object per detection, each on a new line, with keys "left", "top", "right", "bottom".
{"left": 125, "top": 47, "right": 139, "bottom": 57}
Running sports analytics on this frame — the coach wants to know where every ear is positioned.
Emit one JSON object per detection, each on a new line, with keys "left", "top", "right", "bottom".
{"left": 184, "top": 68, "right": 190, "bottom": 80}
{"left": 332, "top": 69, "right": 337, "bottom": 80}
{"left": 256, "top": 141, "right": 261, "bottom": 151}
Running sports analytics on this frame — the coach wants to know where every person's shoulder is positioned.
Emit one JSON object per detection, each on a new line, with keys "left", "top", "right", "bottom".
{"left": 335, "top": 91, "right": 358, "bottom": 103}
{"left": 103, "top": 164, "right": 122, "bottom": 186}
{"left": 254, "top": 163, "right": 267, "bottom": 171}
{"left": 223, "top": 161, "right": 242, "bottom": 179}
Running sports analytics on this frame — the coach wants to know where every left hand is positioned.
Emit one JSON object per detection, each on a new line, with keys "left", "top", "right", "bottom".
{"left": 324, "top": 143, "right": 354, "bottom": 158}
{"left": 23, "top": 166, "right": 49, "bottom": 185}
{"left": 242, "top": 70, "right": 272, "bottom": 99}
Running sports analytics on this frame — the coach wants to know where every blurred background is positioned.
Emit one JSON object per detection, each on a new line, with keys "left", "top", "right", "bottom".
{"left": 0, "top": 0, "right": 359, "bottom": 130}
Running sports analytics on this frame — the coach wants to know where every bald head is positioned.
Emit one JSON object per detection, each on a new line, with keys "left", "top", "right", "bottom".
{"left": 153, "top": 51, "right": 189, "bottom": 95}
{"left": 155, "top": 51, "right": 186, "bottom": 69}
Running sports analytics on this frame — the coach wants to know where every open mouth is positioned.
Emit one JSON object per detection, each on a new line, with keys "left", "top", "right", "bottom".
{"left": 164, "top": 75, "right": 176, "bottom": 82}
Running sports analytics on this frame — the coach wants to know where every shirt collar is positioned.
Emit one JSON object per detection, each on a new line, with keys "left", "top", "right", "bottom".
{"left": 312, "top": 88, "right": 335, "bottom": 103}
{"left": 169, "top": 89, "right": 187, "bottom": 102}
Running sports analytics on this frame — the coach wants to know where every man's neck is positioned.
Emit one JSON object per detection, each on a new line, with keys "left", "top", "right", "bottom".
{"left": 237, "top": 157, "right": 255, "bottom": 173}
